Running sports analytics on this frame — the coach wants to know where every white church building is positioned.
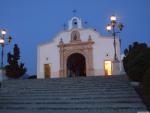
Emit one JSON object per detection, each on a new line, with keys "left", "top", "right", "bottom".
{"left": 37, "top": 17, "right": 123, "bottom": 79}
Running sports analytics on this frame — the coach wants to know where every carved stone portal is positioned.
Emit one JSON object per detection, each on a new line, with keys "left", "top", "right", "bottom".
{"left": 58, "top": 37, "right": 94, "bottom": 77}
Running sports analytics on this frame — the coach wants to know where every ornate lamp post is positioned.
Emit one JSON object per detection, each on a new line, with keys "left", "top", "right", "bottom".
{"left": 106, "top": 15, "right": 124, "bottom": 61}
{"left": 106, "top": 15, "right": 124, "bottom": 75}
{"left": 0, "top": 29, "right": 12, "bottom": 68}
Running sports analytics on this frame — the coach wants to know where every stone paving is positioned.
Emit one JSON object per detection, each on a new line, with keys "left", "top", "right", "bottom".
{"left": 0, "top": 75, "right": 148, "bottom": 113}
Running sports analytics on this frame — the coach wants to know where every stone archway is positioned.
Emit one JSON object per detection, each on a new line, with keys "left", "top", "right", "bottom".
{"left": 58, "top": 36, "right": 94, "bottom": 78}
{"left": 67, "top": 53, "right": 86, "bottom": 77}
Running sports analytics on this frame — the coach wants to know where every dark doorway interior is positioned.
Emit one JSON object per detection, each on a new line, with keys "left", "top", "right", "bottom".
{"left": 67, "top": 53, "right": 86, "bottom": 77}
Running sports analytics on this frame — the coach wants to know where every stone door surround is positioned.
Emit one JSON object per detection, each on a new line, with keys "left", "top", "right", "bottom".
{"left": 58, "top": 36, "right": 94, "bottom": 77}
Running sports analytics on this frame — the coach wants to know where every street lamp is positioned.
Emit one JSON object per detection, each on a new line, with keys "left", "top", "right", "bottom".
{"left": 106, "top": 15, "right": 124, "bottom": 61}
{"left": 0, "top": 29, "right": 12, "bottom": 68}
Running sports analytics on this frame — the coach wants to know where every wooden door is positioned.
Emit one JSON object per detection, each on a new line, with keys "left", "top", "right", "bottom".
{"left": 44, "top": 64, "right": 51, "bottom": 79}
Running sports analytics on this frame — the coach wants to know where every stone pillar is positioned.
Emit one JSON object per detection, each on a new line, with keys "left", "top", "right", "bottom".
{"left": 58, "top": 39, "right": 65, "bottom": 78}
{"left": 112, "top": 60, "right": 121, "bottom": 75}
{"left": 86, "top": 37, "right": 94, "bottom": 76}
{"left": 59, "top": 48, "right": 64, "bottom": 78}
{"left": 87, "top": 47, "right": 94, "bottom": 76}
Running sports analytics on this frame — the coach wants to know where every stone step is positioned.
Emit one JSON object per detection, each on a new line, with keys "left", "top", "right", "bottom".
{"left": 0, "top": 97, "right": 142, "bottom": 103}
{"left": 2, "top": 82, "right": 130, "bottom": 85}
{"left": 0, "top": 91, "right": 138, "bottom": 97}
{"left": 1, "top": 86, "right": 134, "bottom": 90}
{"left": 4, "top": 81, "right": 128, "bottom": 84}
{"left": 2, "top": 80, "right": 129, "bottom": 83}
{"left": 3, "top": 81, "right": 128, "bottom": 83}
{"left": 1, "top": 87, "right": 134, "bottom": 91}
{"left": 1, "top": 86, "right": 132, "bottom": 90}
{"left": 0, "top": 94, "right": 139, "bottom": 99}
{"left": 2, "top": 81, "right": 129, "bottom": 86}
{"left": 0, "top": 94, "right": 138, "bottom": 99}
{"left": 1, "top": 84, "right": 132, "bottom": 88}
{"left": 1, "top": 87, "right": 132, "bottom": 91}
{"left": 1, "top": 76, "right": 129, "bottom": 85}
{"left": 0, "top": 102, "right": 146, "bottom": 109}
{"left": 2, "top": 79, "right": 129, "bottom": 83}
{"left": 0, "top": 108, "right": 146, "bottom": 113}
{"left": 1, "top": 89, "right": 135, "bottom": 94}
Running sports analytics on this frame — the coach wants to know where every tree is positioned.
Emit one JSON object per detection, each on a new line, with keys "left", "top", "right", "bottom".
{"left": 5, "top": 44, "right": 27, "bottom": 78}
{"left": 142, "top": 67, "right": 150, "bottom": 91}
{"left": 123, "top": 42, "right": 150, "bottom": 82}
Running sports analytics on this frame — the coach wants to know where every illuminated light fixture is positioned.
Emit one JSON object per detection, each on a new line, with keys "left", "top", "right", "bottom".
{"left": 106, "top": 24, "right": 112, "bottom": 31}
{"left": 0, "top": 29, "right": 12, "bottom": 68}
{"left": 1, "top": 29, "right": 6, "bottom": 35}
{"left": 105, "top": 15, "right": 124, "bottom": 61}
{"left": 110, "top": 15, "right": 117, "bottom": 21}
{"left": 0, "top": 38, "right": 4, "bottom": 44}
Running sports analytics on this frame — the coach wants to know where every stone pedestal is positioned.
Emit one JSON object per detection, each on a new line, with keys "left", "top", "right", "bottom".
{"left": 0, "top": 68, "right": 7, "bottom": 82}
{"left": 0, "top": 69, "right": 5, "bottom": 82}
{"left": 112, "top": 60, "right": 121, "bottom": 75}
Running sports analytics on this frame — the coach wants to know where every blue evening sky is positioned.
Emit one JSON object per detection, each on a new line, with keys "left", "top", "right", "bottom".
{"left": 0, "top": 0, "right": 150, "bottom": 75}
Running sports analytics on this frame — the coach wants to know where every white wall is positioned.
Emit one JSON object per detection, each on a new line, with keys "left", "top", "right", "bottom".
{"left": 37, "top": 42, "right": 60, "bottom": 78}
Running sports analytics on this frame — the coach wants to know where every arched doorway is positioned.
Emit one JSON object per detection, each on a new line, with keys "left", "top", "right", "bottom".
{"left": 67, "top": 53, "right": 86, "bottom": 77}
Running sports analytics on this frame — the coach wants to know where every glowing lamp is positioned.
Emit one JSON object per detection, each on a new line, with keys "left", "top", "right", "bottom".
{"left": 106, "top": 24, "right": 112, "bottom": 31}
{"left": 1, "top": 29, "right": 6, "bottom": 35}
{"left": 0, "top": 38, "right": 4, "bottom": 44}
{"left": 110, "top": 15, "right": 116, "bottom": 21}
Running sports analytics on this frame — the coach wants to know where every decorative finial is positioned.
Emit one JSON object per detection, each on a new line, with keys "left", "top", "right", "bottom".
{"left": 59, "top": 38, "right": 63, "bottom": 44}
{"left": 84, "top": 21, "right": 88, "bottom": 28}
{"left": 88, "top": 35, "right": 92, "bottom": 41}
{"left": 63, "top": 23, "right": 67, "bottom": 30}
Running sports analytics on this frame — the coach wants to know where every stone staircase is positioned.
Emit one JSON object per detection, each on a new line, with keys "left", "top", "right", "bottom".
{"left": 0, "top": 75, "right": 148, "bottom": 113}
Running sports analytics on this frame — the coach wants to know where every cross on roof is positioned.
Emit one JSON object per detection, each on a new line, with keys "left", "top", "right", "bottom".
{"left": 72, "top": 9, "right": 77, "bottom": 16}
{"left": 63, "top": 23, "right": 67, "bottom": 30}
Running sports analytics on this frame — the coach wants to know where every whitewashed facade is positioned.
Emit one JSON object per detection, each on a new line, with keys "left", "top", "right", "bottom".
{"left": 37, "top": 17, "right": 123, "bottom": 79}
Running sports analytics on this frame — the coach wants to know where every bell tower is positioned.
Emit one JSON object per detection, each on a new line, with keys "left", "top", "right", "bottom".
{"left": 68, "top": 17, "right": 82, "bottom": 30}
